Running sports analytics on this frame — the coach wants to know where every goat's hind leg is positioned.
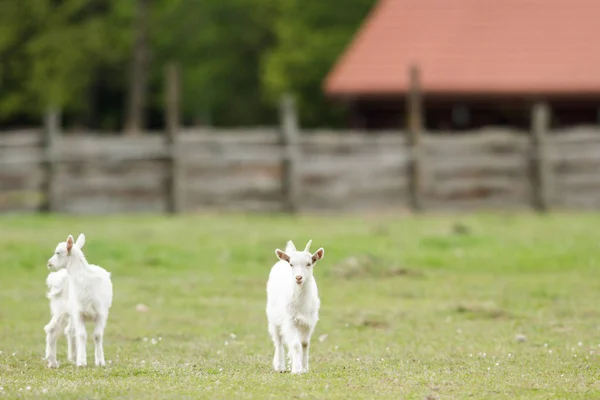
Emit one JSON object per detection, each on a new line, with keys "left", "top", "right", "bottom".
{"left": 93, "top": 313, "right": 108, "bottom": 367}
{"left": 65, "top": 318, "right": 76, "bottom": 363}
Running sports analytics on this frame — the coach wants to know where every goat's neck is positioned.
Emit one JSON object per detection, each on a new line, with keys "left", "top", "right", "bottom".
{"left": 292, "top": 276, "right": 314, "bottom": 298}
{"left": 66, "top": 253, "right": 90, "bottom": 279}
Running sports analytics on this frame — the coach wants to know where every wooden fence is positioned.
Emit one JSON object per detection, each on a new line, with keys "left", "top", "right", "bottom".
{"left": 1, "top": 106, "right": 600, "bottom": 214}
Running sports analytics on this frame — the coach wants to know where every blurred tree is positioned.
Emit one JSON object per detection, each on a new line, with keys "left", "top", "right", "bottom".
{"left": 0, "top": 0, "right": 133, "bottom": 129}
{"left": 0, "top": 0, "right": 375, "bottom": 130}
{"left": 124, "top": 0, "right": 150, "bottom": 134}
{"left": 262, "top": 0, "right": 375, "bottom": 128}
{"left": 152, "top": 0, "right": 279, "bottom": 127}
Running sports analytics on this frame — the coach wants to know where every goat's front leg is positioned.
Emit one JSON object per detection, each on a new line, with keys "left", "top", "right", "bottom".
{"left": 93, "top": 313, "right": 108, "bottom": 366}
{"left": 301, "top": 340, "right": 310, "bottom": 373}
{"left": 64, "top": 319, "right": 76, "bottom": 363}
{"left": 44, "top": 314, "right": 65, "bottom": 368}
{"left": 268, "top": 323, "right": 285, "bottom": 372}
{"left": 290, "top": 340, "right": 303, "bottom": 374}
{"left": 73, "top": 312, "right": 87, "bottom": 367}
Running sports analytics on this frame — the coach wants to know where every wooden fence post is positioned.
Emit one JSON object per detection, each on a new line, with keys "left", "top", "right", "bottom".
{"left": 165, "top": 61, "right": 184, "bottom": 213}
{"left": 407, "top": 65, "right": 424, "bottom": 211}
{"left": 41, "top": 107, "right": 60, "bottom": 212}
{"left": 530, "top": 101, "right": 551, "bottom": 212}
{"left": 279, "top": 94, "right": 300, "bottom": 213}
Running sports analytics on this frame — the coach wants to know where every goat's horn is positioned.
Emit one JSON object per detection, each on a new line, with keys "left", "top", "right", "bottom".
{"left": 304, "top": 240, "right": 312, "bottom": 252}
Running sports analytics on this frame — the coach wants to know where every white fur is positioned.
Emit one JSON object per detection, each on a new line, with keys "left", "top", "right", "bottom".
{"left": 45, "top": 233, "right": 113, "bottom": 368}
{"left": 266, "top": 239, "right": 325, "bottom": 374}
{"left": 44, "top": 269, "right": 76, "bottom": 368}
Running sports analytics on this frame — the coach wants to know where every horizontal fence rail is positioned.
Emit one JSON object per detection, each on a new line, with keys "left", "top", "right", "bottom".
{"left": 1, "top": 109, "right": 600, "bottom": 214}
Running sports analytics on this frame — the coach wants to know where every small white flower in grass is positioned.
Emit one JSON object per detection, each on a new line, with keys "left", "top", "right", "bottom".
{"left": 26, "top": 387, "right": 31, "bottom": 391}
{"left": 334, "top": 346, "right": 339, "bottom": 350}
{"left": 141, "top": 360, "right": 146, "bottom": 364}
{"left": 544, "top": 343, "right": 548, "bottom": 348}
{"left": 590, "top": 351, "right": 595, "bottom": 355}
{"left": 108, "top": 360, "right": 113, "bottom": 364}
{"left": 496, "top": 362, "right": 499, "bottom": 366}
{"left": 158, "top": 337, "right": 162, "bottom": 341}
{"left": 0, "top": 387, "right": 3, "bottom": 391}
{"left": 356, "top": 358, "right": 360, "bottom": 362}
{"left": 229, "top": 333, "right": 236, "bottom": 340}
{"left": 456, "top": 329, "right": 462, "bottom": 334}
{"left": 219, "top": 368, "right": 223, "bottom": 372}
{"left": 42, "top": 389, "right": 48, "bottom": 394}
{"left": 143, "top": 338, "right": 148, "bottom": 342}
{"left": 508, "top": 353, "right": 512, "bottom": 357}
{"left": 318, "top": 334, "right": 328, "bottom": 343}
{"left": 11, "top": 353, "right": 16, "bottom": 357}
{"left": 345, "top": 324, "right": 349, "bottom": 327}
{"left": 151, "top": 338, "right": 157, "bottom": 345}
{"left": 549, "top": 350, "right": 553, "bottom": 354}
{"left": 469, "top": 353, "right": 473, "bottom": 357}
{"left": 573, "top": 354, "right": 577, "bottom": 358}
{"left": 224, "top": 341, "right": 229, "bottom": 346}
{"left": 515, "top": 334, "right": 526, "bottom": 343}
{"left": 445, "top": 316, "right": 452, "bottom": 323}
{"left": 487, "top": 367, "right": 490, "bottom": 370}
{"left": 578, "top": 341, "right": 583, "bottom": 347}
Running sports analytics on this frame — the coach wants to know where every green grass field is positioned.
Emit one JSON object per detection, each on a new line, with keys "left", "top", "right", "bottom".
{"left": 0, "top": 212, "right": 599, "bottom": 399}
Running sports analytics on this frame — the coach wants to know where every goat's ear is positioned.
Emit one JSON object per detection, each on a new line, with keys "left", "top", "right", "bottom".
{"left": 66, "top": 235, "right": 74, "bottom": 253}
{"left": 312, "top": 248, "right": 324, "bottom": 263}
{"left": 275, "top": 249, "right": 291, "bottom": 263}
{"left": 75, "top": 233, "right": 86, "bottom": 249}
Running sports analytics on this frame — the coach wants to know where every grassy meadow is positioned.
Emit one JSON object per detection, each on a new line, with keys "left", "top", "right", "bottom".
{"left": 0, "top": 212, "right": 599, "bottom": 399}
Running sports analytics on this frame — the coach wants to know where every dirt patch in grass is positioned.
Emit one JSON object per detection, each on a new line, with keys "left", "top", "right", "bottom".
{"left": 330, "top": 254, "right": 424, "bottom": 280}
{"left": 455, "top": 301, "right": 511, "bottom": 320}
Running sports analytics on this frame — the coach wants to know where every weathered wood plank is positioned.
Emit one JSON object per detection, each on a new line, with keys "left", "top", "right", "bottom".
{"left": 0, "top": 129, "right": 43, "bottom": 147}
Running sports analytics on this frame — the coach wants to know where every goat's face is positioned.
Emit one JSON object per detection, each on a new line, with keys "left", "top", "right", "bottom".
{"left": 47, "top": 233, "right": 86, "bottom": 271}
{"left": 47, "top": 241, "right": 69, "bottom": 271}
{"left": 275, "top": 240, "right": 325, "bottom": 286}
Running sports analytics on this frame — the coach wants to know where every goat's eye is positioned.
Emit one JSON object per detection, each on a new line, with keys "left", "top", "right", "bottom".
{"left": 307, "top": 264, "right": 311, "bottom": 268}
{"left": 289, "top": 264, "right": 294, "bottom": 268}
{"left": 55, "top": 252, "right": 59, "bottom": 255}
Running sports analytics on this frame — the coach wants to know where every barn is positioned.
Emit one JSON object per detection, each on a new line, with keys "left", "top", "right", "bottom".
{"left": 324, "top": 0, "right": 600, "bottom": 131}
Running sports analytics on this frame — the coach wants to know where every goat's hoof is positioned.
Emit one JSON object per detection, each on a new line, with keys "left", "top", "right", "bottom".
{"left": 76, "top": 362, "right": 87, "bottom": 368}
{"left": 95, "top": 360, "right": 106, "bottom": 367}
{"left": 47, "top": 360, "right": 59, "bottom": 369}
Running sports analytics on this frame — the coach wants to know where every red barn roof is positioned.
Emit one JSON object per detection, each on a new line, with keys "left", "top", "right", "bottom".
{"left": 325, "top": 0, "right": 600, "bottom": 97}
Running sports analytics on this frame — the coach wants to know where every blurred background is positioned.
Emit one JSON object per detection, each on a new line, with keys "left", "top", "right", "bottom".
{"left": 0, "top": 0, "right": 599, "bottom": 215}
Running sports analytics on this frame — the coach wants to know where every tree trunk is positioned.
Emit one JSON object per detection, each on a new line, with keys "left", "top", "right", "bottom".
{"left": 124, "top": 0, "right": 150, "bottom": 135}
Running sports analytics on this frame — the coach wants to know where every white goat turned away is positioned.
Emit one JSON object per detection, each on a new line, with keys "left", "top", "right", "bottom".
{"left": 46, "top": 233, "right": 113, "bottom": 368}
{"left": 266, "top": 239, "right": 325, "bottom": 374}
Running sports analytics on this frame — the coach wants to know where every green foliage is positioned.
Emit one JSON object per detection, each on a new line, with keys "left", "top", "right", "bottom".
{"left": 0, "top": 0, "right": 375, "bottom": 129}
